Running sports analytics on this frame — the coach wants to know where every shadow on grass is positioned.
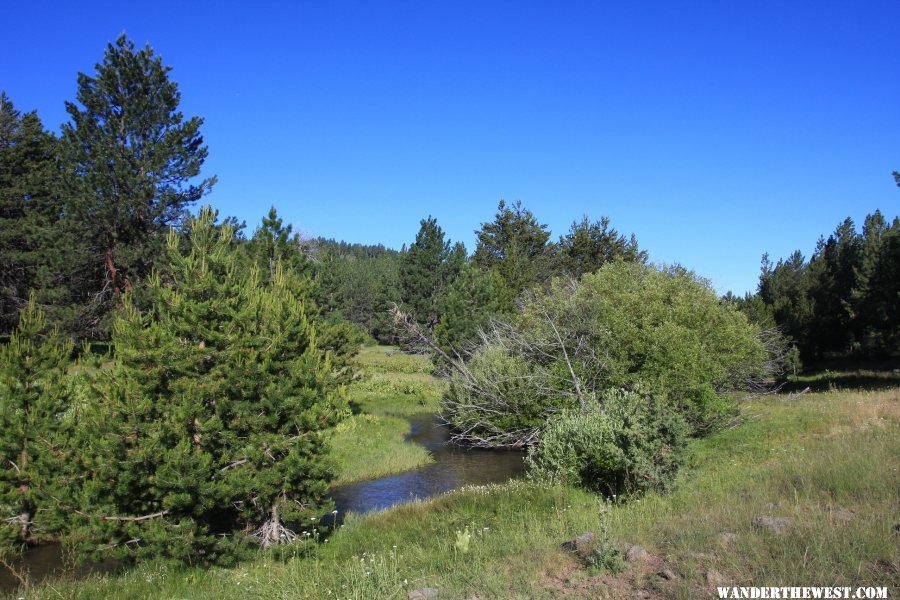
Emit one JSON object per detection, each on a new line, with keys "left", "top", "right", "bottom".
{"left": 778, "top": 370, "right": 900, "bottom": 393}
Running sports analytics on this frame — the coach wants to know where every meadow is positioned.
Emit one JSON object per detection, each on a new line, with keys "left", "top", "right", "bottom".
{"left": 15, "top": 354, "right": 898, "bottom": 599}
{"left": 327, "top": 346, "right": 442, "bottom": 485}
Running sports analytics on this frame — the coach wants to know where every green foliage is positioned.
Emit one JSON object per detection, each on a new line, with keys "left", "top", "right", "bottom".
{"left": 245, "top": 209, "right": 363, "bottom": 383}
{"left": 0, "top": 297, "right": 73, "bottom": 550}
{"left": 317, "top": 314, "right": 366, "bottom": 385}
{"left": 246, "top": 206, "right": 313, "bottom": 285}
{"left": 526, "top": 388, "right": 689, "bottom": 496}
{"left": 435, "top": 264, "right": 513, "bottom": 352}
{"left": 563, "top": 263, "right": 766, "bottom": 428}
{"left": 555, "top": 215, "right": 647, "bottom": 279}
{"left": 398, "top": 216, "right": 465, "bottom": 329}
{"left": 0, "top": 93, "right": 77, "bottom": 336}
{"left": 446, "top": 345, "right": 549, "bottom": 444}
{"left": 758, "top": 209, "right": 900, "bottom": 362}
{"left": 60, "top": 34, "right": 214, "bottom": 318}
{"left": 314, "top": 240, "right": 401, "bottom": 344}
{"left": 473, "top": 199, "right": 552, "bottom": 294}
{"left": 70, "top": 208, "right": 346, "bottom": 564}
{"left": 445, "top": 262, "right": 767, "bottom": 446}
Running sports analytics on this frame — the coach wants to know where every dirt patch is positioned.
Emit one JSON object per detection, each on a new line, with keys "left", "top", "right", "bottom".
{"left": 542, "top": 552, "right": 694, "bottom": 600}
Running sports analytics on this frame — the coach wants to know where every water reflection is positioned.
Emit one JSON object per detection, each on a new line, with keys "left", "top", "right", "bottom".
{"left": 330, "top": 414, "right": 525, "bottom": 515}
{"left": 0, "top": 543, "right": 118, "bottom": 593}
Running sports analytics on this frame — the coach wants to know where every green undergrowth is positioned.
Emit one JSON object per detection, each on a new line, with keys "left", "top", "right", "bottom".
{"left": 327, "top": 347, "right": 442, "bottom": 485}
{"left": 609, "top": 387, "right": 899, "bottom": 597}
{"left": 328, "top": 414, "right": 434, "bottom": 485}
{"left": 15, "top": 384, "right": 899, "bottom": 599}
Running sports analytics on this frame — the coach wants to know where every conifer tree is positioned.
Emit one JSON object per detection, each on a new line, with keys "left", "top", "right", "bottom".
{"left": 435, "top": 264, "right": 513, "bottom": 352}
{"left": 555, "top": 215, "right": 647, "bottom": 279}
{"left": 61, "top": 34, "right": 214, "bottom": 311}
{"left": 399, "top": 216, "right": 464, "bottom": 329}
{"left": 0, "top": 297, "right": 73, "bottom": 550}
{"left": 473, "top": 200, "right": 552, "bottom": 294}
{"left": 73, "top": 208, "right": 345, "bottom": 563}
{"left": 248, "top": 206, "right": 313, "bottom": 283}
{"left": 0, "top": 94, "right": 71, "bottom": 335}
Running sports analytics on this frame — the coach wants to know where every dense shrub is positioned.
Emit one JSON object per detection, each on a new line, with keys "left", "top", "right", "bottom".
{"left": 444, "top": 261, "right": 769, "bottom": 447}
{"left": 526, "top": 388, "right": 689, "bottom": 496}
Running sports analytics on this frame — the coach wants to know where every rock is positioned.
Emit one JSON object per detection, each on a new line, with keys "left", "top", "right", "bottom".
{"left": 658, "top": 567, "right": 678, "bottom": 580}
{"left": 831, "top": 509, "right": 857, "bottom": 522}
{"left": 752, "top": 516, "right": 792, "bottom": 535}
{"left": 562, "top": 532, "right": 595, "bottom": 560}
{"left": 625, "top": 544, "right": 648, "bottom": 562}
{"left": 718, "top": 532, "right": 739, "bottom": 545}
{"left": 705, "top": 569, "right": 726, "bottom": 587}
{"left": 408, "top": 588, "right": 439, "bottom": 600}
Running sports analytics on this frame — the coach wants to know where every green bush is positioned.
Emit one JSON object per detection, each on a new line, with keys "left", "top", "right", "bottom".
{"left": 444, "top": 262, "right": 768, "bottom": 446}
{"left": 525, "top": 388, "right": 689, "bottom": 496}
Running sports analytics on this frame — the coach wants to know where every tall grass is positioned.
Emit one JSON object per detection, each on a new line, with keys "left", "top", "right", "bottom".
{"left": 326, "top": 346, "right": 442, "bottom": 485}
{"left": 328, "top": 414, "right": 433, "bottom": 485}
{"left": 17, "top": 386, "right": 899, "bottom": 599}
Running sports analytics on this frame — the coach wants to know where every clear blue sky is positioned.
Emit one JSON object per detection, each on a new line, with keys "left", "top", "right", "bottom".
{"left": 3, "top": 1, "right": 898, "bottom": 294}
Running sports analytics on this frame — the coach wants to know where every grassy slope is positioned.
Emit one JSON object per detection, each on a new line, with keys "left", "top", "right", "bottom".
{"left": 22, "top": 375, "right": 899, "bottom": 599}
{"left": 327, "top": 346, "right": 442, "bottom": 485}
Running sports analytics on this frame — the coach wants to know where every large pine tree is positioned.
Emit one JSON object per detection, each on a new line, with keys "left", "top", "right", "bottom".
{"left": 72, "top": 208, "right": 346, "bottom": 563}
{"left": 398, "top": 216, "right": 465, "bottom": 329}
{"left": 555, "top": 215, "right": 646, "bottom": 279}
{"left": 0, "top": 94, "right": 68, "bottom": 335}
{"left": 60, "top": 34, "right": 215, "bottom": 313}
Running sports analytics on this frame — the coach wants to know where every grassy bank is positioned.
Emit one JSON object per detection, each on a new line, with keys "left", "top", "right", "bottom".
{"left": 327, "top": 346, "right": 442, "bottom": 485}
{"left": 16, "top": 375, "right": 899, "bottom": 598}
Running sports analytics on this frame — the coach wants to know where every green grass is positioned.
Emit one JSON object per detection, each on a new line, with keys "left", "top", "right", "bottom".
{"left": 328, "top": 414, "right": 434, "bottom": 485}
{"left": 607, "top": 388, "right": 899, "bottom": 597}
{"left": 17, "top": 383, "right": 899, "bottom": 599}
{"left": 327, "top": 346, "right": 442, "bottom": 485}
{"left": 780, "top": 368, "right": 900, "bottom": 393}
{"left": 354, "top": 345, "right": 435, "bottom": 377}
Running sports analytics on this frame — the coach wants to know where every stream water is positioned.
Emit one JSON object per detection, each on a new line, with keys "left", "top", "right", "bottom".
{"left": 331, "top": 414, "right": 526, "bottom": 515}
{"left": 0, "top": 414, "right": 524, "bottom": 593}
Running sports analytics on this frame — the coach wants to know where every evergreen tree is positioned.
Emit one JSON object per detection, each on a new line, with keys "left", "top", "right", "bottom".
{"left": 473, "top": 199, "right": 552, "bottom": 294}
{"left": 435, "top": 264, "right": 513, "bottom": 353}
{"left": 60, "top": 34, "right": 214, "bottom": 313}
{"left": 806, "top": 218, "right": 863, "bottom": 356}
{"left": 856, "top": 211, "right": 900, "bottom": 354}
{"left": 313, "top": 240, "right": 401, "bottom": 343}
{"left": 767, "top": 250, "right": 814, "bottom": 355}
{"left": 758, "top": 206, "right": 900, "bottom": 363}
{"left": 555, "top": 215, "right": 646, "bottom": 279}
{"left": 72, "top": 208, "right": 345, "bottom": 563}
{"left": 398, "top": 216, "right": 464, "bottom": 329}
{"left": 0, "top": 297, "right": 73, "bottom": 550}
{"left": 0, "top": 94, "right": 69, "bottom": 335}
{"left": 247, "top": 206, "right": 313, "bottom": 283}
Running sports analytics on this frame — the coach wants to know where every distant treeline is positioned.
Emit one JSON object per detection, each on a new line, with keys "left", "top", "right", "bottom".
{"left": 728, "top": 204, "right": 900, "bottom": 367}
{"left": 0, "top": 32, "right": 646, "bottom": 348}
{"left": 313, "top": 202, "right": 647, "bottom": 351}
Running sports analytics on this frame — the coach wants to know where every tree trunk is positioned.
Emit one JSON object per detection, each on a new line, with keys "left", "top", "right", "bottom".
{"left": 106, "top": 248, "right": 120, "bottom": 297}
